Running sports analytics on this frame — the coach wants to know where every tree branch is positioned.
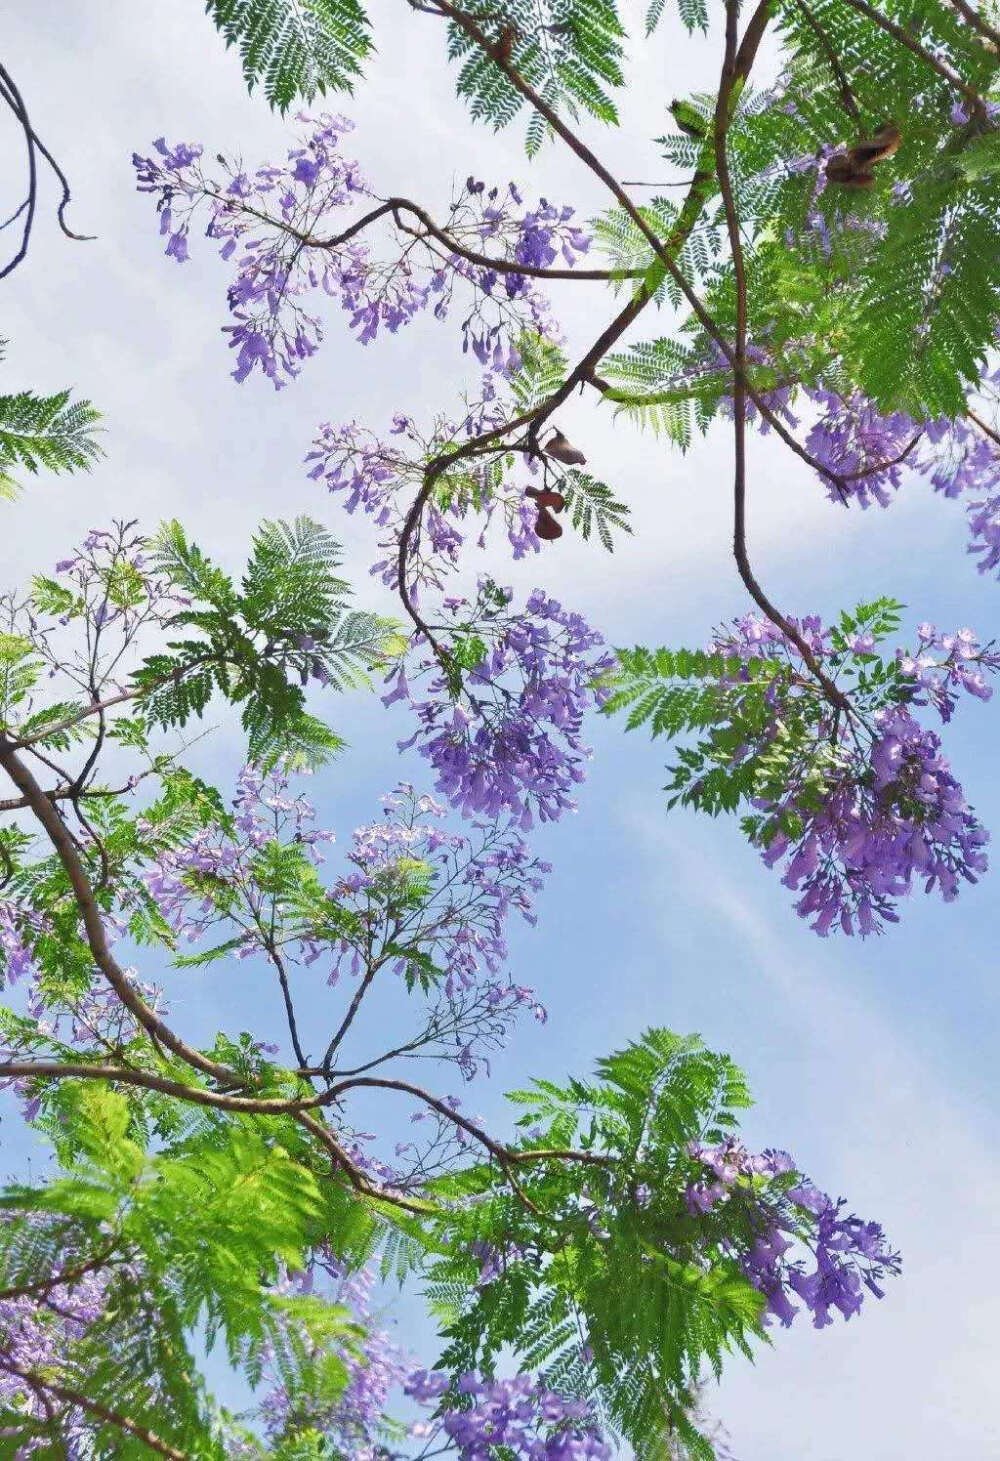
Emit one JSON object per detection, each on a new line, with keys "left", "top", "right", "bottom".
{"left": 0, "top": 741, "right": 233, "bottom": 1083}
{"left": 714, "top": 0, "right": 852, "bottom": 713}
{"left": 0, "top": 1239, "right": 120, "bottom": 1302}
{"left": 836, "top": 0, "right": 990, "bottom": 104}
{"left": 943, "top": 0, "right": 1000, "bottom": 52}
{"left": 0, "top": 1352, "right": 188, "bottom": 1459}
{"left": 792, "top": 0, "right": 861, "bottom": 119}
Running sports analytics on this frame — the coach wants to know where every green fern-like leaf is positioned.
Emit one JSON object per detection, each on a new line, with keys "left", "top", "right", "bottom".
{"left": 205, "top": 0, "right": 373, "bottom": 110}
{"left": 0, "top": 388, "right": 102, "bottom": 495}
{"left": 562, "top": 469, "right": 632, "bottom": 549}
{"left": 446, "top": 0, "right": 625, "bottom": 152}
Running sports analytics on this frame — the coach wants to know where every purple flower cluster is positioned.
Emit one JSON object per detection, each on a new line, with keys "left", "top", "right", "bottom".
{"left": 405, "top": 1370, "right": 611, "bottom": 1459}
{"left": 143, "top": 763, "right": 334, "bottom": 953}
{"left": 898, "top": 622, "right": 1000, "bottom": 716}
{"left": 141, "top": 767, "right": 550, "bottom": 1078}
{"left": 687, "top": 1140, "right": 900, "bottom": 1330}
{"left": 331, "top": 784, "right": 549, "bottom": 1011}
{"left": 0, "top": 902, "right": 33, "bottom": 989}
{"left": 912, "top": 408, "right": 1000, "bottom": 577}
{"left": 0, "top": 1223, "right": 113, "bottom": 1452}
{"left": 707, "top": 612, "right": 999, "bottom": 934}
{"left": 769, "top": 377, "right": 1000, "bottom": 582}
{"left": 233, "top": 1257, "right": 611, "bottom": 1460}
{"left": 16, "top": 522, "right": 190, "bottom": 711}
{"left": 804, "top": 388, "right": 926, "bottom": 508}
{"left": 134, "top": 119, "right": 589, "bottom": 388}
{"left": 386, "top": 586, "right": 615, "bottom": 828}
{"left": 307, "top": 398, "right": 545, "bottom": 602}
{"left": 133, "top": 116, "right": 367, "bottom": 386}
{"left": 230, "top": 1258, "right": 411, "bottom": 1459}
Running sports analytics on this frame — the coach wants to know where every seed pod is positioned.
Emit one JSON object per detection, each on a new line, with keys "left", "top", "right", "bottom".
{"left": 825, "top": 152, "right": 875, "bottom": 188}
{"left": 544, "top": 429, "right": 586, "bottom": 466}
{"left": 534, "top": 506, "right": 563, "bottom": 540}
{"left": 850, "top": 124, "right": 902, "bottom": 167}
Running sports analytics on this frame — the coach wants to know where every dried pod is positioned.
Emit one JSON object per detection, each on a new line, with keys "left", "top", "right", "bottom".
{"left": 535, "top": 489, "right": 566, "bottom": 512}
{"left": 544, "top": 429, "right": 587, "bottom": 466}
{"left": 825, "top": 152, "right": 875, "bottom": 188}
{"left": 826, "top": 124, "right": 900, "bottom": 188}
{"left": 850, "top": 124, "right": 902, "bottom": 167}
{"left": 534, "top": 506, "right": 563, "bottom": 540}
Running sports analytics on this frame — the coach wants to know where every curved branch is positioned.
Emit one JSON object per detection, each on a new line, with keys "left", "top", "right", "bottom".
{"left": 836, "top": 0, "right": 993, "bottom": 103}
{"left": 219, "top": 190, "right": 639, "bottom": 282}
{"left": 0, "top": 1352, "right": 188, "bottom": 1459}
{"left": 395, "top": 284, "right": 653, "bottom": 644}
{"left": 0, "top": 62, "right": 37, "bottom": 281}
{"left": 0, "top": 1060, "right": 434, "bottom": 1214}
{"left": 792, "top": 0, "right": 861, "bottom": 119}
{"left": 0, "top": 742, "right": 233, "bottom": 1083}
{"left": 420, "top": 0, "right": 859, "bottom": 700}
{"left": 0, "top": 61, "right": 92, "bottom": 281}
{"left": 327, "top": 1074, "right": 613, "bottom": 1175}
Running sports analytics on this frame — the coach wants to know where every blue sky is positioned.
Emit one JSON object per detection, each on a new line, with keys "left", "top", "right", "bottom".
{"left": 2, "top": 3, "right": 999, "bottom": 1457}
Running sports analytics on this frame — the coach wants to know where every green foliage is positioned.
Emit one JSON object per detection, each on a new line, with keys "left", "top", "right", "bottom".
{"left": 138, "top": 516, "right": 394, "bottom": 766}
{"left": 424, "top": 1029, "right": 760, "bottom": 1457}
{"left": 204, "top": 0, "right": 372, "bottom": 110}
{"left": 592, "top": 192, "right": 723, "bottom": 306}
{"left": 603, "top": 600, "right": 909, "bottom": 829}
{"left": 446, "top": 0, "right": 625, "bottom": 154}
{"left": 509, "top": 331, "right": 570, "bottom": 414}
{"left": 0, "top": 385, "right": 102, "bottom": 497}
{"left": 561, "top": 469, "right": 632, "bottom": 548}
{"left": 600, "top": 336, "right": 726, "bottom": 445}
{"left": 0, "top": 1080, "right": 391, "bottom": 1457}
{"left": 637, "top": 1, "right": 1000, "bottom": 419}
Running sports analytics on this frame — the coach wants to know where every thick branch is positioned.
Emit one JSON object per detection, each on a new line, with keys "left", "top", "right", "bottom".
{"left": 944, "top": 0, "right": 1000, "bottom": 51}
{"left": 837, "top": 0, "right": 990, "bottom": 102}
{"left": 424, "top": 0, "right": 861, "bottom": 702}
{"left": 967, "top": 406, "right": 1000, "bottom": 446}
{"left": 0, "top": 1060, "right": 434, "bottom": 1214}
{"left": 0, "top": 742, "right": 232, "bottom": 1083}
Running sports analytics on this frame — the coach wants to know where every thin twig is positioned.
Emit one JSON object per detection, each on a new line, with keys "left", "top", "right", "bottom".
{"left": 792, "top": 0, "right": 861, "bottom": 119}
{"left": 714, "top": 0, "right": 852, "bottom": 713}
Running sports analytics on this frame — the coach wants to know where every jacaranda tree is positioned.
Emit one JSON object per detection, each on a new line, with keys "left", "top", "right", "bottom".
{"left": 2, "top": 0, "right": 998, "bottom": 1451}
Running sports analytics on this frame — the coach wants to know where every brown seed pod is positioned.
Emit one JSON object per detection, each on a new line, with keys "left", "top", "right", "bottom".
{"left": 534, "top": 506, "right": 563, "bottom": 540}
{"left": 544, "top": 429, "right": 587, "bottom": 467}
{"left": 825, "top": 124, "right": 901, "bottom": 189}
{"left": 825, "top": 152, "right": 875, "bottom": 188}
{"left": 850, "top": 124, "right": 902, "bottom": 167}
{"left": 493, "top": 23, "right": 517, "bottom": 61}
